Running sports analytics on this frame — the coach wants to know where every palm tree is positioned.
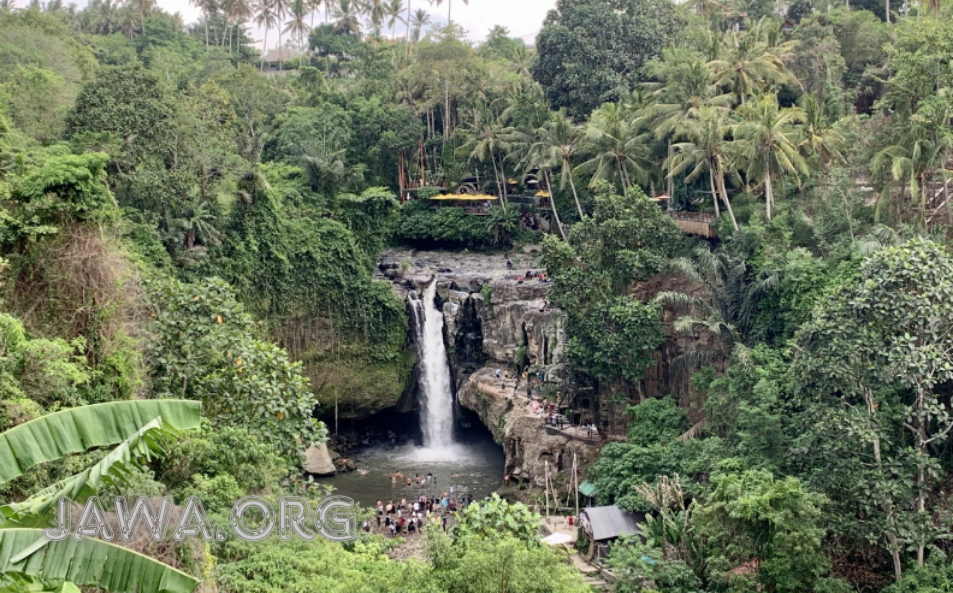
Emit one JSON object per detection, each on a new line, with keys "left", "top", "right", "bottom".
{"left": 686, "top": 0, "right": 726, "bottom": 15}
{"left": 667, "top": 105, "right": 739, "bottom": 230}
{"left": 305, "top": 0, "right": 319, "bottom": 29}
{"left": 271, "top": 0, "right": 288, "bottom": 68}
{"left": 190, "top": 0, "right": 218, "bottom": 49}
{"left": 119, "top": 2, "right": 138, "bottom": 38}
{"left": 707, "top": 19, "right": 797, "bottom": 105}
{"left": 404, "top": 0, "right": 410, "bottom": 42}
{"left": 365, "top": 0, "right": 385, "bottom": 36}
{"left": 0, "top": 0, "right": 16, "bottom": 15}
{"left": 254, "top": 0, "right": 278, "bottom": 71}
{"left": 528, "top": 112, "right": 585, "bottom": 218}
{"left": 733, "top": 93, "right": 808, "bottom": 220}
{"left": 385, "top": 0, "right": 404, "bottom": 39}
{"left": 169, "top": 11, "right": 185, "bottom": 29}
{"left": 577, "top": 102, "right": 653, "bottom": 196}
{"left": 655, "top": 235, "right": 778, "bottom": 370}
{"left": 93, "top": 0, "right": 120, "bottom": 34}
{"left": 332, "top": 0, "right": 361, "bottom": 34}
{"left": 645, "top": 47, "right": 733, "bottom": 201}
{"left": 177, "top": 198, "right": 221, "bottom": 251}
{"left": 409, "top": 6, "right": 427, "bottom": 42}
{"left": 458, "top": 113, "right": 514, "bottom": 206}
{"left": 221, "top": 0, "right": 252, "bottom": 52}
{"left": 872, "top": 118, "right": 953, "bottom": 225}
{"left": 284, "top": 0, "right": 310, "bottom": 46}
{"left": 797, "top": 94, "right": 846, "bottom": 173}
{"left": 430, "top": 0, "right": 465, "bottom": 26}
{"left": 125, "top": 0, "right": 151, "bottom": 35}
{"left": 320, "top": 0, "right": 330, "bottom": 25}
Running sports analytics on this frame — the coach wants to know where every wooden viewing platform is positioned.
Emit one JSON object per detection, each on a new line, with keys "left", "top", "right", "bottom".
{"left": 665, "top": 210, "right": 717, "bottom": 238}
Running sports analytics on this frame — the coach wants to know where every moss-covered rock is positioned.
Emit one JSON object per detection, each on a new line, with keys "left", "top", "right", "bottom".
{"left": 304, "top": 348, "right": 416, "bottom": 419}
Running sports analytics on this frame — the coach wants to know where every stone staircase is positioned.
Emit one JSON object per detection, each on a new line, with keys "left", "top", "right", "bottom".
{"left": 570, "top": 553, "right": 610, "bottom": 591}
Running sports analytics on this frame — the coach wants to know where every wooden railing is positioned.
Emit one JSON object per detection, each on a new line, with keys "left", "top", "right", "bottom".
{"left": 665, "top": 211, "right": 717, "bottom": 238}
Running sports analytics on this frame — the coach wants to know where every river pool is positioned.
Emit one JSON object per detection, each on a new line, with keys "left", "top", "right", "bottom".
{"left": 315, "top": 427, "right": 505, "bottom": 508}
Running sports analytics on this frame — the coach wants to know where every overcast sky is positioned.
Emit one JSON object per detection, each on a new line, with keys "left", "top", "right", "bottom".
{"left": 153, "top": 0, "right": 557, "bottom": 46}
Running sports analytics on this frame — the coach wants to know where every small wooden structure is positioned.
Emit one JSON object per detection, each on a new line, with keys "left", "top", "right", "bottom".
{"left": 579, "top": 505, "right": 645, "bottom": 565}
{"left": 260, "top": 48, "right": 300, "bottom": 71}
{"left": 665, "top": 211, "right": 718, "bottom": 238}
{"left": 427, "top": 193, "right": 499, "bottom": 215}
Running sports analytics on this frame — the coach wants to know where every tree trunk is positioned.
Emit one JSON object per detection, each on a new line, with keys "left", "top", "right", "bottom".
{"left": 764, "top": 151, "right": 773, "bottom": 220}
{"left": 544, "top": 170, "right": 568, "bottom": 242}
{"left": 708, "top": 163, "right": 721, "bottom": 220}
{"left": 494, "top": 153, "right": 508, "bottom": 210}
{"left": 260, "top": 26, "right": 268, "bottom": 71}
{"left": 447, "top": 0, "right": 451, "bottom": 25}
{"left": 709, "top": 161, "right": 721, "bottom": 219}
{"left": 885, "top": 0, "right": 890, "bottom": 22}
{"left": 444, "top": 81, "right": 451, "bottom": 140}
{"left": 715, "top": 161, "right": 739, "bottom": 231}
{"left": 667, "top": 139, "right": 674, "bottom": 202}
{"left": 915, "top": 383, "right": 927, "bottom": 566}
{"left": 278, "top": 26, "right": 283, "bottom": 70}
{"left": 406, "top": 0, "right": 411, "bottom": 44}
{"left": 204, "top": 15, "right": 210, "bottom": 49}
{"left": 616, "top": 158, "right": 628, "bottom": 196}
{"left": 944, "top": 178, "right": 951, "bottom": 224}
{"left": 864, "top": 389, "right": 903, "bottom": 582}
{"left": 567, "top": 163, "right": 584, "bottom": 218}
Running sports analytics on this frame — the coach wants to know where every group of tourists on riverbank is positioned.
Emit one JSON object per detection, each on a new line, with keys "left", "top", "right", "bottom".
{"left": 366, "top": 493, "right": 475, "bottom": 537}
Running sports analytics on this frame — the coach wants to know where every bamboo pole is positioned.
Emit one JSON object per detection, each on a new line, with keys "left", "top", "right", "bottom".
{"left": 544, "top": 461, "right": 550, "bottom": 517}
{"left": 574, "top": 452, "right": 579, "bottom": 516}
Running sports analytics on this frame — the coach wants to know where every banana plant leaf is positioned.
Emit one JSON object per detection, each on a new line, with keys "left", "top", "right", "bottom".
{"left": 0, "top": 529, "right": 199, "bottom": 593}
{"left": 0, "top": 400, "right": 201, "bottom": 485}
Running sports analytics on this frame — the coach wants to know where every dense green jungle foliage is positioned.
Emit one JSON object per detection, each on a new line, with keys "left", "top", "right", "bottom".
{"left": 2, "top": 0, "right": 953, "bottom": 590}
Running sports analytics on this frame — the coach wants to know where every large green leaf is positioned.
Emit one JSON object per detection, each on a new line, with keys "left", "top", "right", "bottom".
{"left": 0, "top": 572, "right": 81, "bottom": 593}
{"left": 0, "top": 401, "right": 201, "bottom": 485}
{"left": 2, "top": 417, "right": 174, "bottom": 528}
{"left": 0, "top": 529, "right": 199, "bottom": 593}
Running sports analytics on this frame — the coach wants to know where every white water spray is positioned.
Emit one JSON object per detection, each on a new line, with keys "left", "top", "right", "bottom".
{"left": 411, "top": 279, "right": 456, "bottom": 450}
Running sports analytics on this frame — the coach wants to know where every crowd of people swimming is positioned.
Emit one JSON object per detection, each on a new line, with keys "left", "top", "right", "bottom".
{"left": 363, "top": 472, "right": 476, "bottom": 537}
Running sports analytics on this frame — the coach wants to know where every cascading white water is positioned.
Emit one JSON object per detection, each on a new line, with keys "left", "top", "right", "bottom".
{"left": 411, "top": 279, "right": 456, "bottom": 450}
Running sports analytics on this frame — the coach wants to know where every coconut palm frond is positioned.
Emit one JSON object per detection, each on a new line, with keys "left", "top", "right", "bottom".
{"left": 656, "top": 291, "right": 706, "bottom": 313}
{"left": 673, "top": 315, "right": 716, "bottom": 334}
{"left": 678, "top": 419, "right": 706, "bottom": 442}
{"left": 670, "top": 349, "right": 722, "bottom": 374}
{"left": 666, "top": 257, "right": 703, "bottom": 283}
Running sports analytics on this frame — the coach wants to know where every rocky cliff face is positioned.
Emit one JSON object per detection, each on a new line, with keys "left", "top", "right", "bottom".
{"left": 376, "top": 248, "right": 718, "bottom": 487}
{"left": 457, "top": 368, "right": 604, "bottom": 487}
{"left": 377, "top": 249, "right": 568, "bottom": 385}
{"left": 378, "top": 249, "right": 592, "bottom": 487}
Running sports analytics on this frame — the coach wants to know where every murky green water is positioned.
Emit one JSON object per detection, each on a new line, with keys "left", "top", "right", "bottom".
{"left": 316, "top": 429, "right": 505, "bottom": 508}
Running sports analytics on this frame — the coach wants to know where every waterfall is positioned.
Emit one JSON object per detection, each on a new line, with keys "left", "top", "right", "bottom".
{"left": 411, "top": 279, "right": 455, "bottom": 450}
